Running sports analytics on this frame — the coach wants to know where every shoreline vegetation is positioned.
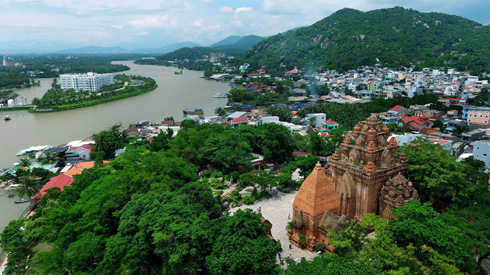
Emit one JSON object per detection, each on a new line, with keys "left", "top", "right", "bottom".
{"left": 29, "top": 74, "right": 157, "bottom": 113}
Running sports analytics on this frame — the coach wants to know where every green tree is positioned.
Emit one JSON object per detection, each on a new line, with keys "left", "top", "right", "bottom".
{"left": 286, "top": 154, "right": 320, "bottom": 179}
{"left": 215, "top": 107, "right": 227, "bottom": 117}
{"left": 16, "top": 176, "right": 41, "bottom": 198}
{"left": 207, "top": 209, "right": 279, "bottom": 275}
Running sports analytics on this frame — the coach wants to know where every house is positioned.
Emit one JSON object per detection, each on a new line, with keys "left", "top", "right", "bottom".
{"left": 32, "top": 174, "right": 75, "bottom": 202}
{"left": 445, "top": 119, "right": 466, "bottom": 132}
{"left": 203, "top": 116, "right": 223, "bottom": 124}
{"left": 379, "top": 111, "right": 399, "bottom": 125}
{"left": 64, "top": 160, "right": 110, "bottom": 177}
{"left": 321, "top": 119, "right": 339, "bottom": 131}
{"left": 401, "top": 116, "right": 433, "bottom": 131}
{"left": 307, "top": 113, "right": 326, "bottom": 128}
{"left": 129, "top": 80, "right": 145, "bottom": 86}
{"left": 473, "top": 141, "right": 490, "bottom": 168}
{"left": 261, "top": 116, "right": 280, "bottom": 124}
{"left": 227, "top": 112, "right": 248, "bottom": 120}
{"left": 451, "top": 142, "right": 465, "bottom": 158}
{"left": 461, "top": 129, "right": 486, "bottom": 142}
{"left": 467, "top": 107, "right": 490, "bottom": 125}
{"left": 231, "top": 118, "right": 249, "bottom": 127}
{"left": 429, "top": 139, "right": 453, "bottom": 151}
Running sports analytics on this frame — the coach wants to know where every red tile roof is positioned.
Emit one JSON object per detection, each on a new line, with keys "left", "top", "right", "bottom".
{"left": 390, "top": 105, "right": 405, "bottom": 111}
{"left": 231, "top": 118, "right": 248, "bottom": 123}
{"left": 33, "top": 174, "right": 75, "bottom": 201}
{"left": 323, "top": 119, "right": 338, "bottom": 125}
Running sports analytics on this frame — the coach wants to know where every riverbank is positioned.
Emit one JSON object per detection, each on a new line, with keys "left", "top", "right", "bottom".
{"left": 0, "top": 106, "right": 31, "bottom": 112}
{"left": 29, "top": 83, "right": 158, "bottom": 113}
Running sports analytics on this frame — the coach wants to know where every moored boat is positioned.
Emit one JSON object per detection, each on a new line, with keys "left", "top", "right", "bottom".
{"left": 14, "top": 198, "right": 30, "bottom": 204}
{"left": 214, "top": 93, "right": 228, "bottom": 98}
{"left": 183, "top": 108, "right": 194, "bottom": 115}
{"left": 4, "top": 115, "right": 11, "bottom": 121}
{"left": 187, "top": 108, "right": 204, "bottom": 115}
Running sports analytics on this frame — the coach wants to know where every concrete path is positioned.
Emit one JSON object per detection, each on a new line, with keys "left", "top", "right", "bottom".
{"left": 229, "top": 188, "right": 318, "bottom": 268}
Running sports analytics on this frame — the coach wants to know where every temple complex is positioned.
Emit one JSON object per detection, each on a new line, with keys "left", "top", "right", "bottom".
{"left": 288, "top": 115, "right": 418, "bottom": 252}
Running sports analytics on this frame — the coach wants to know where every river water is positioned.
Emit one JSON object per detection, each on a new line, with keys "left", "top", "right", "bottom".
{"left": 0, "top": 61, "right": 230, "bottom": 233}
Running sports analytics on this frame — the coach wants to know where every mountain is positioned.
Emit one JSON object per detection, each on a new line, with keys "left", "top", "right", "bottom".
{"left": 209, "top": 36, "right": 243, "bottom": 48}
{"left": 232, "top": 7, "right": 490, "bottom": 73}
{"left": 156, "top": 47, "right": 244, "bottom": 61}
{"left": 130, "top": 42, "right": 201, "bottom": 54}
{"left": 56, "top": 46, "right": 129, "bottom": 54}
{"left": 211, "top": 35, "right": 266, "bottom": 50}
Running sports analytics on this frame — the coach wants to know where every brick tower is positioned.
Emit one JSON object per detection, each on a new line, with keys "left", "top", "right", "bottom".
{"left": 326, "top": 115, "right": 408, "bottom": 220}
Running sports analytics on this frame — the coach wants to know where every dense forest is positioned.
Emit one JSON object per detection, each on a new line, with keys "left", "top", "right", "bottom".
{"left": 1, "top": 118, "right": 488, "bottom": 274}
{"left": 231, "top": 7, "right": 490, "bottom": 74}
{"left": 211, "top": 35, "right": 266, "bottom": 51}
{"left": 0, "top": 67, "right": 39, "bottom": 89}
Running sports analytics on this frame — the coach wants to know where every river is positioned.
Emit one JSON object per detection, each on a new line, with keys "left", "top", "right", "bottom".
{"left": 0, "top": 61, "right": 230, "bottom": 233}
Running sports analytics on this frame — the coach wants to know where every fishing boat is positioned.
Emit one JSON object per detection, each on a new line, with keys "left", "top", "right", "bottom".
{"left": 14, "top": 198, "right": 30, "bottom": 204}
{"left": 182, "top": 108, "right": 194, "bottom": 115}
{"left": 187, "top": 108, "right": 204, "bottom": 115}
{"left": 4, "top": 115, "right": 11, "bottom": 121}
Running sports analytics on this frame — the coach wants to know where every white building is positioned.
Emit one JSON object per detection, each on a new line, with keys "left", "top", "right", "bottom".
{"left": 307, "top": 113, "right": 326, "bottom": 128}
{"left": 473, "top": 141, "right": 490, "bottom": 168}
{"left": 60, "top": 72, "right": 114, "bottom": 92}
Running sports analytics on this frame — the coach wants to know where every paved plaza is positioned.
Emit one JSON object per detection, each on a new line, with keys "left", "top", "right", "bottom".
{"left": 230, "top": 188, "right": 318, "bottom": 268}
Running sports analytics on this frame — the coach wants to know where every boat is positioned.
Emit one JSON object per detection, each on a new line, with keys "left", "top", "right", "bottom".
{"left": 187, "top": 108, "right": 204, "bottom": 115}
{"left": 4, "top": 115, "right": 11, "bottom": 121}
{"left": 183, "top": 108, "right": 194, "bottom": 115}
{"left": 214, "top": 93, "right": 228, "bottom": 98}
{"left": 14, "top": 198, "right": 30, "bottom": 204}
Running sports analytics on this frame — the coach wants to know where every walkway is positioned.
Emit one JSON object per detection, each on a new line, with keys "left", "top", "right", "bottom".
{"left": 230, "top": 188, "right": 318, "bottom": 268}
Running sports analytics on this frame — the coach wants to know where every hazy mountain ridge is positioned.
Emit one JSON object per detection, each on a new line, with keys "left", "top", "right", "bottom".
{"left": 209, "top": 36, "right": 244, "bottom": 48}
{"left": 211, "top": 35, "right": 266, "bottom": 50}
{"left": 56, "top": 46, "right": 130, "bottom": 54}
{"left": 232, "top": 7, "right": 490, "bottom": 73}
{"left": 130, "top": 42, "right": 201, "bottom": 54}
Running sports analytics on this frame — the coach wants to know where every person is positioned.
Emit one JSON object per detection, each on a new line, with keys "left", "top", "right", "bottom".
{"left": 230, "top": 202, "right": 233, "bottom": 208}
{"left": 258, "top": 207, "right": 261, "bottom": 213}
{"left": 289, "top": 243, "right": 292, "bottom": 249}
{"left": 288, "top": 213, "right": 291, "bottom": 220}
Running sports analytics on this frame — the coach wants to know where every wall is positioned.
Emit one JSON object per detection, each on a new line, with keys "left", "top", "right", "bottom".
{"left": 473, "top": 141, "right": 490, "bottom": 168}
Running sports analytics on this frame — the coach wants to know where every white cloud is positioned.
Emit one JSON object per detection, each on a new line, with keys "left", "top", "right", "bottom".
{"left": 136, "top": 31, "right": 149, "bottom": 35}
{"left": 220, "top": 6, "right": 233, "bottom": 13}
{"left": 127, "top": 14, "right": 170, "bottom": 28}
{"left": 112, "top": 25, "right": 124, "bottom": 29}
{"left": 193, "top": 19, "right": 204, "bottom": 27}
{"left": 235, "top": 7, "right": 253, "bottom": 14}
{"left": 231, "top": 20, "right": 244, "bottom": 27}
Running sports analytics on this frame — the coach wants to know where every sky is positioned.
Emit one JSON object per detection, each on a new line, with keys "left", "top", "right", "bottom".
{"left": 1, "top": 0, "right": 489, "bottom": 52}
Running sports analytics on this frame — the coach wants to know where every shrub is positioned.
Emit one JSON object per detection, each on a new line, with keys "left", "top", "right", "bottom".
{"left": 211, "top": 178, "right": 220, "bottom": 184}
{"left": 314, "top": 243, "right": 325, "bottom": 252}
{"left": 203, "top": 170, "right": 211, "bottom": 177}
{"left": 286, "top": 221, "right": 294, "bottom": 230}
{"left": 231, "top": 171, "right": 240, "bottom": 180}
{"left": 232, "top": 191, "right": 241, "bottom": 201}
{"left": 243, "top": 195, "right": 255, "bottom": 205}
{"left": 276, "top": 240, "right": 283, "bottom": 252}
{"left": 298, "top": 233, "right": 307, "bottom": 247}
{"left": 217, "top": 172, "right": 223, "bottom": 178}
{"left": 216, "top": 183, "right": 226, "bottom": 189}
{"left": 201, "top": 177, "right": 209, "bottom": 184}
{"left": 294, "top": 181, "right": 303, "bottom": 188}
{"left": 211, "top": 171, "right": 219, "bottom": 178}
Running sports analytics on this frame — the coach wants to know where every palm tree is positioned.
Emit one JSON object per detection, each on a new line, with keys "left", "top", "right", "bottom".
{"left": 19, "top": 158, "right": 30, "bottom": 167}
{"left": 92, "top": 130, "right": 114, "bottom": 154}
{"left": 215, "top": 107, "right": 227, "bottom": 117}
{"left": 38, "top": 151, "right": 60, "bottom": 165}
{"left": 16, "top": 176, "right": 41, "bottom": 199}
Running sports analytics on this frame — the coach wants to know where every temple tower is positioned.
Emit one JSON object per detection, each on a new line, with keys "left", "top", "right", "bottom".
{"left": 326, "top": 115, "right": 408, "bottom": 220}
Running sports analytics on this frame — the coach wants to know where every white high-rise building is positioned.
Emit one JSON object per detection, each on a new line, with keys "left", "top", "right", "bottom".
{"left": 60, "top": 72, "right": 114, "bottom": 92}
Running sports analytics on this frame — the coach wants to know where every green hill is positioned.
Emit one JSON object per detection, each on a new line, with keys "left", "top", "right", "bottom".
{"left": 232, "top": 7, "right": 489, "bottom": 73}
{"left": 212, "top": 35, "right": 266, "bottom": 50}
{"left": 156, "top": 47, "right": 244, "bottom": 61}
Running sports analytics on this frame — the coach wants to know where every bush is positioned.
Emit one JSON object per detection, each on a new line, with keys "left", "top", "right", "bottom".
{"left": 211, "top": 178, "right": 220, "bottom": 184}
{"left": 286, "top": 221, "right": 294, "bottom": 230}
{"left": 231, "top": 171, "right": 240, "bottom": 180}
{"left": 203, "top": 170, "right": 211, "bottom": 177}
{"left": 314, "top": 243, "right": 325, "bottom": 252}
{"left": 232, "top": 191, "right": 241, "bottom": 201}
{"left": 255, "top": 191, "right": 271, "bottom": 200}
{"left": 294, "top": 181, "right": 303, "bottom": 188}
{"left": 217, "top": 172, "right": 223, "bottom": 178}
{"left": 211, "top": 171, "right": 219, "bottom": 178}
{"left": 201, "top": 177, "right": 209, "bottom": 184}
{"left": 276, "top": 240, "right": 283, "bottom": 252}
{"left": 243, "top": 195, "right": 255, "bottom": 205}
{"left": 216, "top": 183, "right": 226, "bottom": 189}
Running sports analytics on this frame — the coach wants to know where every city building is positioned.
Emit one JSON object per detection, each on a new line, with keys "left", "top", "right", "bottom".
{"left": 379, "top": 110, "right": 399, "bottom": 125}
{"left": 3, "top": 56, "right": 23, "bottom": 66}
{"left": 473, "top": 141, "right": 490, "bottom": 168}
{"left": 467, "top": 107, "right": 490, "bottom": 125}
{"left": 60, "top": 72, "right": 114, "bottom": 92}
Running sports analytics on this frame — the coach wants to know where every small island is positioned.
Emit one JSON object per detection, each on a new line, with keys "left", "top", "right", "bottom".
{"left": 174, "top": 70, "right": 183, "bottom": 75}
{"left": 30, "top": 74, "right": 157, "bottom": 113}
